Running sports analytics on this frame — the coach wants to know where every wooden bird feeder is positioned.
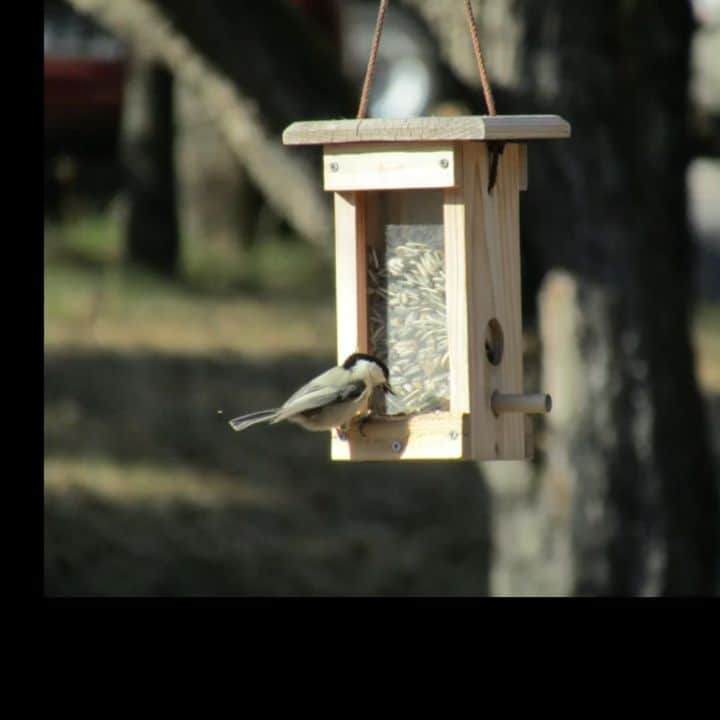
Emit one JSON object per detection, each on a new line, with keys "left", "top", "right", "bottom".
{"left": 282, "top": 0, "right": 569, "bottom": 461}
{"left": 283, "top": 115, "right": 571, "bottom": 461}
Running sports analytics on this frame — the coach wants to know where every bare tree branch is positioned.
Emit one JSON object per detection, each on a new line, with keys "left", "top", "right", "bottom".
{"left": 68, "top": 0, "right": 355, "bottom": 248}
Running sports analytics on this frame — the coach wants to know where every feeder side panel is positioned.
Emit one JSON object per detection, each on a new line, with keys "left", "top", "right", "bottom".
{"left": 444, "top": 157, "right": 472, "bottom": 420}
{"left": 464, "top": 142, "right": 526, "bottom": 460}
{"left": 334, "top": 191, "right": 368, "bottom": 363}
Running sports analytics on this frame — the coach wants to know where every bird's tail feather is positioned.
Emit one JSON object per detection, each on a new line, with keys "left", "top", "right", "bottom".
{"left": 228, "top": 409, "right": 278, "bottom": 432}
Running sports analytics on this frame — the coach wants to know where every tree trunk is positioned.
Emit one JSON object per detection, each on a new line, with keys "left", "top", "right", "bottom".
{"left": 121, "top": 54, "right": 179, "bottom": 275}
{"left": 175, "top": 80, "right": 264, "bottom": 251}
{"left": 402, "top": 0, "right": 718, "bottom": 595}
{"left": 523, "top": 1, "right": 717, "bottom": 595}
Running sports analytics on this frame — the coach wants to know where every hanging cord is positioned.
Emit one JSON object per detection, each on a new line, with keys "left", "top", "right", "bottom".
{"left": 357, "top": 0, "right": 498, "bottom": 118}
{"left": 462, "top": 0, "right": 496, "bottom": 116}
{"left": 357, "top": 0, "right": 503, "bottom": 192}
{"left": 462, "top": 0, "right": 503, "bottom": 191}
{"left": 357, "top": 0, "right": 389, "bottom": 120}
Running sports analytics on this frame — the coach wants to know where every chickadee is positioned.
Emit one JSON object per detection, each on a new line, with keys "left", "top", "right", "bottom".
{"left": 228, "top": 353, "right": 394, "bottom": 433}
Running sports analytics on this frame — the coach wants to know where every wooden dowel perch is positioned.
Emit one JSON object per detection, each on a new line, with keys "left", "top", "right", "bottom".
{"left": 491, "top": 392, "right": 552, "bottom": 415}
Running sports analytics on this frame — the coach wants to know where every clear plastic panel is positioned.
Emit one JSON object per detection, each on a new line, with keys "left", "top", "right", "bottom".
{"left": 366, "top": 190, "right": 449, "bottom": 415}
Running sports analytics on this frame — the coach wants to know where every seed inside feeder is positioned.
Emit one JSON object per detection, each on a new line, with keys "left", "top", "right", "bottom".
{"left": 366, "top": 190, "right": 449, "bottom": 416}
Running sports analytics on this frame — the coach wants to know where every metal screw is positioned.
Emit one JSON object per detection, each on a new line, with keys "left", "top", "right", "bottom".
{"left": 439, "top": 158, "right": 449, "bottom": 168}
{"left": 391, "top": 440, "right": 403, "bottom": 453}
{"left": 330, "top": 162, "right": 339, "bottom": 172}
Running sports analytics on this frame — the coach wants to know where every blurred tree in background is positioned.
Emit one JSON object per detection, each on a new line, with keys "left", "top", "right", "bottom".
{"left": 121, "top": 54, "right": 179, "bottom": 275}
{"left": 61, "top": 0, "right": 718, "bottom": 595}
{"left": 518, "top": 0, "right": 716, "bottom": 595}
{"left": 175, "top": 83, "right": 265, "bottom": 253}
{"left": 406, "top": 0, "right": 717, "bottom": 595}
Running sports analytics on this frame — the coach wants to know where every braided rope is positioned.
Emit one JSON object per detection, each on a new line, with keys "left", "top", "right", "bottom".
{"left": 357, "top": 0, "right": 497, "bottom": 118}
{"left": 357, "top": 0, "right": 389, "bottom": 119}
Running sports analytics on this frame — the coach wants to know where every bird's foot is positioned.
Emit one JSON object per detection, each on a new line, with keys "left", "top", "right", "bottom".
{"left": 337, "top": 413, "right": 374, "bottom": 439}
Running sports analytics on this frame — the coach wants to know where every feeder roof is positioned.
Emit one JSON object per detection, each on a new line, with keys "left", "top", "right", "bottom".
{"left": 283, "top": 115, "right": 570, "bottom": 146}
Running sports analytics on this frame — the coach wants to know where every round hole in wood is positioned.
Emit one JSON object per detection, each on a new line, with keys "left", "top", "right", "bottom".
{"left": 485, "top": 318, "right": 504, "bottom": 366}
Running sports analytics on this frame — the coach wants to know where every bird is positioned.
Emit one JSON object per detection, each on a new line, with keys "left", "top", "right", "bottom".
{"left": 227, "top": 352, "right": 394, "bottom": 433}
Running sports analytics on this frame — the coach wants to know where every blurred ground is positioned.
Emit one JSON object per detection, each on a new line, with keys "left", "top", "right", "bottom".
{"left": 44, "top": 213, "right": 495, "bottom": 596}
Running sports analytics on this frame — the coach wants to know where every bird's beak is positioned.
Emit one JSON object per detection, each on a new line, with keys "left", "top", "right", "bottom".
{"left": 383, "top": 383, "right": 396, "bottom": 396}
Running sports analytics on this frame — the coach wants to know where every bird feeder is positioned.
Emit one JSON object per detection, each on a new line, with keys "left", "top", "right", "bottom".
{"left": 283, "top": 115, "right": 570, "bottom": 461}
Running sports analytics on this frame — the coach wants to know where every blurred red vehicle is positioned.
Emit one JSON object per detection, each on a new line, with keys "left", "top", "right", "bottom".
{"left": 43, "top": 0, "right": 342, "bottom": 161}
{"left": 44, "top": 0, "right": 126, "bottom": 158}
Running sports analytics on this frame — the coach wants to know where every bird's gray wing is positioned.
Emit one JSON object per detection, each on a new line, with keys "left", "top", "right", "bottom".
{"left": 279, "top": 367, "right": 342, "bottom": 407}
{"left": 270, "top": 379, "right": 367, "bottom": 423}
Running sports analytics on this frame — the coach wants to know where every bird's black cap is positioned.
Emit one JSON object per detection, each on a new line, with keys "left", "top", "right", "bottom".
{"left": 342, "top": 352, "right": 390, "bottom": 380}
